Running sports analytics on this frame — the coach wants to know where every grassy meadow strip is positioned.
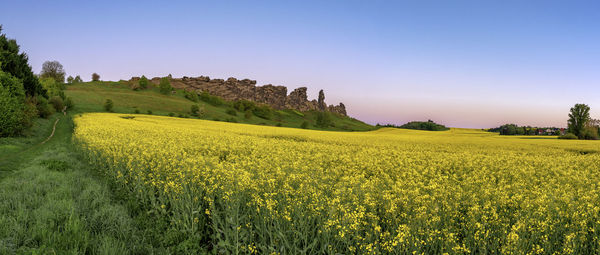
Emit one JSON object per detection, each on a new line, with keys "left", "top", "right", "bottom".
{"left": 74, "top": 113, "right": 600, "bottom": 254}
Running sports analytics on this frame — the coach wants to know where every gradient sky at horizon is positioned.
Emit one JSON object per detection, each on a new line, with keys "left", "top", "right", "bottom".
{"left": 2, "top": 0, "right": 599, "bottom": 128}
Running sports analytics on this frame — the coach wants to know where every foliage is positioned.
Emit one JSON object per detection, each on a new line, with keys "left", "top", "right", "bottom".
{"left": 393, "top": 120, "right": 449, "bottom": 131}
{"left": 40, "top": 77, "right": 65, "bottom": 98}
{"left": 138, "top": 75, "right": 149, "bottom": 89}
{"left": 159, "top": 77, "right": 172, "bottom": 95}
{"left": 558, "top": 133, "right": 578, "bottom": 139}
{"left": 226, "top": 108, "right": 237, "bottom": 116}
{"left": 581, "top": 126, "right": 598, "bottom": 140}
{"left": 244, "top": 110, "right": 252, "bottom": 119}
{"left": 147, "top": 110, "right": 152, "bottom": 115}
{"left": 568, "top": 103, "right": 590, "bottom": 139}
{"left": 35, "top": 96, "right": 54, "bottom": 118}
{"left": 0, "top": 26, "right": 46, "bottom": 97}
{"left": 40, "top": 60, "right": 66, "bottom": 83}
{"left": 190, "top": 104, "right": 200, "bottom": 116}
{"left": 300, "top": 121, "right": 309, "bottom": 129}
{"left": 252, "top": 105, "right": 272, "bottom": 120}
{"left": 198, "top": 91, "right": 225, "bottom": 106}
{"left": 48, "top": 96, "right": 64, "bottom": 112}
{"left": 184, "top": 90, "right": 199, "bottom": 102}
{"left": 233, "top": 99, "right": 256, "bottom": 112}
{"left": 103, "top": 99, "right": 113, "bottom": 112}
{"left": 73, "top": 75, "right": 83, "bottom": 83}
{"left": 92, "top": 73, "right": 100, "bottom": 81}
{"left": 74, "top": 113, "right": 600, "bottom": 254}
{"left": 315, "top": 111, "right": 333, "bottom": 128}
{"left": 64, "top": 97, "right": 74, "bottom": 110}
{"left": 66, "top": 75, "right": 74, "bottom": 83}
{"left": 0, "top": 69, "right": 34, "bottom": 136}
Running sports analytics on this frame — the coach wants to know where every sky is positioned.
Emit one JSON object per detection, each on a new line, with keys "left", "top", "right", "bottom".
{"left": 2, "top": 0, "right": 599, "bottom": 128}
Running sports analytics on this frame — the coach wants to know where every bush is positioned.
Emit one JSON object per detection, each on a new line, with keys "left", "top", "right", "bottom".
{"left": 168, "top": 112, "right": 175, "bottom": 117}
{"left": 315, "top": 111, "right": 333, "bottom": 128}
{"left": 300, "top": 121, "right": 309, "bottom": 129}
{"left": 558, "top": 133, "right": 578, "bottom": 140}
{"left": 92, "top": 73, "right": 100, "bottom": 81}
{"left": 64, "top": 97, "right": 74, "bottom": 110}
{"left": 104, "top": 99, "right": 113, "bottom": 112}
{"left": 399, "top": 120, "right": 449, "bottom": 131}
{"left": 198, "top": 91, "right": 225, "bottom": 106}
{"left": 139, "top": 75, "right": 149, "bottom": 89}
{"left": 66, "top": 76, "right": 74, "bottom": 84}
{"left": 48, "top": 96, "right": 64, "bottom": 112}
{"left": 134, "top": 109, "right": 140, "bottom": 114}
{"left": 36, "top": 96, "right": 54, "bottom": 118}
{"left": 147, "top": 110, "right": 153, "bottom": 115}
{"left": 233, "top": 100, "right": 256, "bottom": 112}
{"left": 244, "top": 110, "right": 252, "bottom": 119}
{"left": 276, "top": 123, "right": 282, "bottom": 127}
{"left": 159, "top": 77, "right": 172, "bottom": 95}
{"left": 191, "top": 105, "right": 200, "bottom": 116}
{"left": 0, "top": 85, "right": 26, "bottom": 137}
{"left": 582, "top": 127, "right": 598, "bottom": 140}
{"left": 226, "top": 109, "right": 237, "bottom": 116}
{"left": 225, "top": 117, "right": 237, "bottom": 123}
{"left": 73, "top": 75, "right": 83, "bottom": 83}
{"left": 184, "top": 90, "right": 199, "bottom": 102}
{"left": 252, "top": 105, "right": 272, "bottom": 120}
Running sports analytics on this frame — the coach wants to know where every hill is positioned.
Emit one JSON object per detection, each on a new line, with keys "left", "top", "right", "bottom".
{"left": 64, "top": 81, "right": 374, "bottom": 131}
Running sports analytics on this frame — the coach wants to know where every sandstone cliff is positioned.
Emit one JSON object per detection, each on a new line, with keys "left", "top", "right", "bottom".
{"left": 129, "top": 76, "right": 347, "bottom": 116}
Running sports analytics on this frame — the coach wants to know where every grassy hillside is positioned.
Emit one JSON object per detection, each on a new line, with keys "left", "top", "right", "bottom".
{"left": 64, "top": 81, "right": 374, "bottom": 131}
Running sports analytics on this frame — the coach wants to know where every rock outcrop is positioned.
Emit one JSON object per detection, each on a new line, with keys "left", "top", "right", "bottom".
{"left": 129, "top": 75, "right": 347, "bottom": 116}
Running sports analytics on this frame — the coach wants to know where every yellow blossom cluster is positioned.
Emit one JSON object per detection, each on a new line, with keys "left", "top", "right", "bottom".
{"left": 74, "top": 113, "right": 600, "bottom": 254}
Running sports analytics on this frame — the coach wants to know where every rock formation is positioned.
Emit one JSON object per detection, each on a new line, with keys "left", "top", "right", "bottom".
{"left": 129, "top": 75, "right": 348, "bottom": 116}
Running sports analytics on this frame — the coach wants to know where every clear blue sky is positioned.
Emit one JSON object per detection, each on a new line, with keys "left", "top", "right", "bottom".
{"left": 3, "top": 0, "right": 599, "bottom": 128}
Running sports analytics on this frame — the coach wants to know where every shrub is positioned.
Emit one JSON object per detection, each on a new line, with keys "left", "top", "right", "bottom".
{"left": 399, "top": 120, "right": 449, "bottom": 131}
{"left": 300, "top": 121, "right": 309, "bottom": 129}
{"left": 226, "top": 109, "right": 237, "bottom": 116}
{"left": 191, "top": 105, "right": 200, "bottom": 116}
{"left": 252, "top": 105, "right": 272, "bottom": 120}
{"left": 63, "top": 97, "right": 74, "bottom": 110}
{"left": 48, "top": 96, "right": 64, "bottom": 112}
{"left": 315, "top": 111, "right": 333, "bottom": 128}
{"left": 198, "top": 91, "right": 225, "bottom": 106}
{"left": 159, "top": 77, "right": 172, "bottom": 95}
{"left": 582, "top": 127, "right": 598, "bottom": 140}
{"left": 139, "top": 75, "right": 149, "bottom": 89}
{"left": 184, "top": 90, "right": 199, "bottom": 102}
{"left": 147, "top": 110, "right": 153, "bottom": 115}
{"left": 0, "top": 85, "right": 26, "bottom": 137}
{"left": 233, "top": 100, "right": 256, "bottom": 112}
{"left": 134, "top": 109, "right": 140, "bottom": 114}
{"left": 276, "top": 123, "right": 282, "bottom": 127}
{"left": 104, "top": 99, "right": 113, "bottom": 112}
{"left": 92, "top": 73, "right": 100, "bottom": 81}
{"left": 36, "top": 96, "right": 54, "bottom": 118}
{"left": 66, "top": 76, "right": 74, "bottom": 84}
{"left": 558, "top": 133, "right": 578, "bottom": 140}
{"left": 168, "top": 112, "right": 175, "bottom": 117}
{"left": 225, "top": 117, "right": 237, "bottom": 123}
{"left": 73, "top": 75, "right": 83, "bottom": 83}
{"left": 244, "top": 110, "right": 252, "bottom": 119}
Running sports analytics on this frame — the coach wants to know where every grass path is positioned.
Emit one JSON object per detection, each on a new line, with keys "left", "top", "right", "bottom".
{"left": 0, "top": 114, "right": 180, "bottom": 254}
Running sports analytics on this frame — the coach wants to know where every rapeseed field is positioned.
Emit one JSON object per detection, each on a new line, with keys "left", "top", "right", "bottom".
{"left": 74, "top": 113, "right": 600, "bottom": 254}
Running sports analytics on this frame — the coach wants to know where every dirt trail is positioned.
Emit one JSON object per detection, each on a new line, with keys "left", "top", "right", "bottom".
{"left": 0, "top": 107, "right": 67, "bottom": 162}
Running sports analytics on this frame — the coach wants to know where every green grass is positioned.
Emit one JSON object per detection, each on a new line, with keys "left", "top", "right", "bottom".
{"left": 0, "top": 113, "right": 205, "bottom": 253}
{"left": 65, "top": 81, "right": 375, "bottom": 131}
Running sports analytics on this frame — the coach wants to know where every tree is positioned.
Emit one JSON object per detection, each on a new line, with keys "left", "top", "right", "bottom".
{"left": 92, "top": 73, "right": 100, "bottom": 81}
{"left": 73, "top": 75, "right": 83, "bottom": 83}
{"left": 104, "top": 99, "right": 113, "bottom": 112}
{"left": 159, "top": 77, "right": 172, "bottom": 95}
{"left": 567, "top": 103, "right": 590, "bottom": 139}
{"left": 139, "top": 75, "right": 149, "bottom": 89}
{"left": 315, "top": 111, "right": 332, "bottom": 128}
{"left": 0, "top": 69, "right": 28, "bottom": 137}
{"left": 0, "top": 26, "right": 46, "bottom": 97}
{"left": 40, "top": 61, "right": 66, "bottom": 83}
{"left": 66, "top": 76, "right": 74, "bottom": 83}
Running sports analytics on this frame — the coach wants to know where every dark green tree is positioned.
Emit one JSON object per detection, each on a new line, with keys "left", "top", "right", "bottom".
{"left": 139, "top": 75, "right": 149, "bottom": 89}
{"left": 159, "top": 77, "right": 172, "bottom": 95}
{"left": 567, "top": 103, "right": 590, "bottom": 139}
{"left": 0, "top": 26, "right": 46, "bottom": 97}
{"left": 104, "top": 99, "right": 114, "bottom": 112}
